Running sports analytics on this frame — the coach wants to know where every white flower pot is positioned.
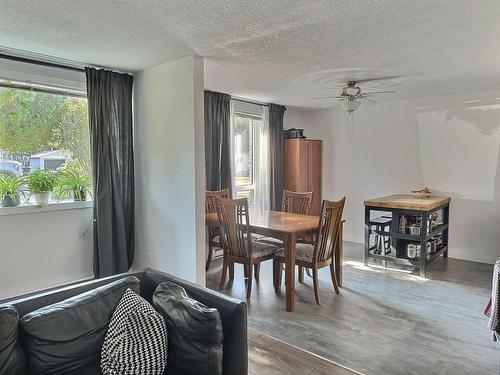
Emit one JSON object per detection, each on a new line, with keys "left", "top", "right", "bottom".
{"left": 35, "top": 192, "right": 50, "bottom": 205}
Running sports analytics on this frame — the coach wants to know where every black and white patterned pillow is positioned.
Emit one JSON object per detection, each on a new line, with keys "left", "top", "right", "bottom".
{"left": 101, "top": 288, "right": 167, "bottom": 375}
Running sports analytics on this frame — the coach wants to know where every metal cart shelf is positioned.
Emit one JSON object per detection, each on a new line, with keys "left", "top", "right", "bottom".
{"left": 364, "top": 194, "right": 451, "bottom": 278}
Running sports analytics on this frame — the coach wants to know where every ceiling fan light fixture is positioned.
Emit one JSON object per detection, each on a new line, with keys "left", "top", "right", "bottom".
{"left": 340, "top": 99, "right": 360, "bottom": 113}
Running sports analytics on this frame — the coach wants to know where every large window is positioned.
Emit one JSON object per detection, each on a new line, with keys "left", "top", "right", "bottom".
{"left": 231, "top": 101, "right": 270, "bottom": 211}
{"left": 0, "top": 83, "right": 91, "bottom": 205}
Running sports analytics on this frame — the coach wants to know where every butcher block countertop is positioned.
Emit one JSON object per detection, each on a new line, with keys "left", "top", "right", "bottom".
{"left": 364, "top": 194, "right": 450, "bottom": 211}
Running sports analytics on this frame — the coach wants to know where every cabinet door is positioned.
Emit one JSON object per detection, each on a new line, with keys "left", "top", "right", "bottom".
{"left": 283, "top": 139, "right": 300, "bottom": 191}
{"left": 283, "top": 139, "right": 322, "bottom": 215}
{"left": 298, "top": 141, "right": 310, "bottom": 192}
{"left": 308, "top": 141, "right": 322, "bottom": 215}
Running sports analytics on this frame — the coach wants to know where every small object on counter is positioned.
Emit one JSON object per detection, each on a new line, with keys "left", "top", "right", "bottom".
{"left": 408, "top": 224, "right": 421, "bottom": 236}
{"left": 399, "top": 215, "right": 407, "bottom": 234}
{"left": 411, "top": 187, "right": 432, "bottom": 198}
{"left": 427, "top": 239, "right": 437, "bottom": 254}
{"left": 407, "top": 244, "right": 421, "bottom": 259}
{"left": 428, "top": 212, "right": 440, "bottom": 233}
{"left": 283, "top": 128, "right": 305, "bottom": 139}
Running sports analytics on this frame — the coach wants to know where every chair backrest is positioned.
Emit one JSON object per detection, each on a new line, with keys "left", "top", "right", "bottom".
{"left": 313, "top": 198, "right": 346, "bottom": 264}
{"left": 206, "top": 189, "right": 230, "bottom": 213}
{"left": 216, "top": 197, "right": 252, "bottom": 259}
{"left": 282, "top": 190, "right": 314, "bottom": 215}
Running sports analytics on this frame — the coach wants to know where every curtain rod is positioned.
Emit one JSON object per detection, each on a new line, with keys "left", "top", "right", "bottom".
{"left": 0, "top": 52, "right": 133, "bottom": 75}
{"left": 0, "top": 79, "right": 87, "bottom": 98}
{"left": 0, "top": 53, "right": 85, "bottom": 73}
{"left": 231, "top": 97, "right": 269, "bottom": 107}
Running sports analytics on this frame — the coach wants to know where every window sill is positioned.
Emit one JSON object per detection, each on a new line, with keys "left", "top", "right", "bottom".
{"left": 0, "top": 200, "right": 93, "bottom": 216}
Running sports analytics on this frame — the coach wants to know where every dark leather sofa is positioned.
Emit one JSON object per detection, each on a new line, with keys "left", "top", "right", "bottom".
{"left": 0, "top": 268, "right": 248, "bottom": 375}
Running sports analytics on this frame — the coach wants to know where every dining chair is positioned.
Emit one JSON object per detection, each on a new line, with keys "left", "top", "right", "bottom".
{"left": 205, "top": 188, "right": 230, "bottom": 271}
{"left": 282, "top": 189, "right": 314, "bottom": 215}
{"left": 260, "top": 190, "right": 314, "bottom": 247}
{"left": 273, "top": 197, "right": 346, "bottom": 304}
{"left": 216, "top": 197, "right": 279, "bottom": 299}
{"left": 262, "top": 189, "right": 314, "bottom": 278}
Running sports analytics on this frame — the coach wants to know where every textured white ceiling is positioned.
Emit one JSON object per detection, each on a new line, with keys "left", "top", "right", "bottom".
{"left": 1, "top": 0, "right": 499, "bottom": 108}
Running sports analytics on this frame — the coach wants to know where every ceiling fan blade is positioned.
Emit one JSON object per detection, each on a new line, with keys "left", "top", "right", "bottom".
{"left": 353, "top": 76, "right": 401, "bottom": 84}
{"left": 310, "top": 96, "right": 344, "bottom": 100}
{"left": 362, "top": 91, "right": 397, "bottom": 95}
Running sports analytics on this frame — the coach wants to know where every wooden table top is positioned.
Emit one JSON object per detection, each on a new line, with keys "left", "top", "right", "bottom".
{"left": 206, "top": 209, "right": 319, "bottom": 235}
{"left": 364, "top": 194, "right": 450, "bottom": 211}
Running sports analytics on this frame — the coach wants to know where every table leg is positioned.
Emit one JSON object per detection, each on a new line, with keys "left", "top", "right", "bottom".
{"left": 335, "top": 221, "right": 344, "bottom": 288}
{"left": 364, "top": 206, "right": 370, "bottom": 267}
{"left": 443, "top": 203, "right": 449, "bottom": 258}
{"left": 285, "top": 233, "right": 296, "bottom": 312}
{"left": 420, "top": 212, "right": 428, "bottom": 278}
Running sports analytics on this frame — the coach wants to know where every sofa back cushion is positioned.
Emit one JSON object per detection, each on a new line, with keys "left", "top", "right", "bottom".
{"left": 20, "top": 276, "right": 140, "bottom": 374}
{"left": 0, "top": 306, "right": 25, "bottom": 375}
{"left": 152, "top": 281, "right": 223, "bottom": 375}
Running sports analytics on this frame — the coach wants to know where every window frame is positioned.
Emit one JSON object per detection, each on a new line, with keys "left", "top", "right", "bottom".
{"left": 0, "top": 80, "right": 91, "bottom": 209}
{"left": 232, "top": 110, "right": 263, "bottom": 204}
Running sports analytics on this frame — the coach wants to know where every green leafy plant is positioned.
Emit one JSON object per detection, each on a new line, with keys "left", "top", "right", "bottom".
{"left": 54, "top": 167, "right": 92, "bottom": 202}
{"left": 27, "top": 169, "right": 58, "bottom": 193}
{"left": 0, "top": 174, "right": 25, "bottom": 206}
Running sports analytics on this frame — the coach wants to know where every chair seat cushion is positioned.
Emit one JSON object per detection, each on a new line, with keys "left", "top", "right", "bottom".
{"left": 252, "top": 240, "right": 278, "bottom": 258}
{"left": 276, "top": 243, "right": 314, "bottom": 263}
{"left": 257, "top": 237, "right": 284, "bottom": 247}
{"left": 211, "top": 235, "right": 221, "bottom": 246}
{"left": 101, "top": 289, "right": 167, "bottom": 375}
{"left": 214, "top": 234, "right": 264, "bottom": 246}
{"left": 251, "top": 233, "right": 266, "bottom": 241}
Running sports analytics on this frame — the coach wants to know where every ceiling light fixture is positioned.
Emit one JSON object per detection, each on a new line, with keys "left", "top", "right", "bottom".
{"left": 340, "top": 98, "right": 361, "bottom": 114}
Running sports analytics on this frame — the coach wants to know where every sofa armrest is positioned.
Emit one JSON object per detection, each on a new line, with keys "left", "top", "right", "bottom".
{"left": 142, "top": 268, "right": 248, "bottom": 375}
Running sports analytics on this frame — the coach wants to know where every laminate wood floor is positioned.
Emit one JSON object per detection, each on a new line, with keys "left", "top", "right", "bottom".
{"left": 207, "top": 242, "right": 497, "bottom": 375}
{"left": 248, "top": 328, "right": 360, "bottom": 375}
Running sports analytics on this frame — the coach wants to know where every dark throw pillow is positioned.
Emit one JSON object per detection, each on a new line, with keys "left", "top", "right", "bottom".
{"left": 20, "top": 276, "right": 140, "bottom": 374}
{"left": 0, "top": 306, "right": 26, "bottom": 375}
{"left": 101, "top": 288, "right": 167, "bottom": 375}
{"left": 152, "top": 281, "right": 223, "bottom": 375}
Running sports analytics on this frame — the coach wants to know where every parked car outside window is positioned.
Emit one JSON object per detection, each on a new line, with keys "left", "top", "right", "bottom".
{"left": 0, "top": 159, "right": 22, "bottom": 177}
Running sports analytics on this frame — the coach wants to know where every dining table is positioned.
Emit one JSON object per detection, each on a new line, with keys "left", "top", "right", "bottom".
{"left": 205, "top": 208, "right": 344, "bottom": 312}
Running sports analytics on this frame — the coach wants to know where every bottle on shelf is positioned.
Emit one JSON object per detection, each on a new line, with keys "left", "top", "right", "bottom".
{"left": 399, "top": 215, "right": 407, "bottom": 233}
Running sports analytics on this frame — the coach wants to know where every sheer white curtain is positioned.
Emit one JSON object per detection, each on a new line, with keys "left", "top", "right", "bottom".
{"left": 229, "top": 101, "right": 236, "bottom": 197}
{"left": 254, "top": 106, "right": 270, "bottom": 211}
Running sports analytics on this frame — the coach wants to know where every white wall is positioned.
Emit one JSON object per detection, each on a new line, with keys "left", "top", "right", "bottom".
{"left": 133, "top": 55, "right": 206, "bottom": 284}
{"left": 300, "top": 90, "right": 500, "bottom": 264}
{"left": 283, "top": 108, "right": 308, "bottom": 131}
{"left": 0, "top": 205, "right": 93, "bottom": 300}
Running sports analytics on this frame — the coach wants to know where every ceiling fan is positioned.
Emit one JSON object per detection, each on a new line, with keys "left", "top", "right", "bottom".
{"left": 312, "top": 78, "right": 397, "bottom": 113}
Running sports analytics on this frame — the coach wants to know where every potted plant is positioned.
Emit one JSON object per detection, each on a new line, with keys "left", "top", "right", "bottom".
{"left": 27, "top": 169, "right": 58, "bottom": 205}
{"left": 0, "top": 175, "right": 25, "bottom": 207}
{"left": 54, "top": 168, "right": 92, "bottom": 202}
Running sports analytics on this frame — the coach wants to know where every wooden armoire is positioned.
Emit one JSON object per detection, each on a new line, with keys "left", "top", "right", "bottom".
{"left": 283, "top": 139, "right": 322, "bottom": 215}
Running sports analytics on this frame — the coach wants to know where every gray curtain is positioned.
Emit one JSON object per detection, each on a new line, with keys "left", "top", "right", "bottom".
{"left": 86, "top": 67, "right": 134, "bottom": 278}
{"left": 204, "top": 91, "right": 232, "bottom": 192}
{"left": 269, "top": 103, "right": 287, "bottom": 210}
